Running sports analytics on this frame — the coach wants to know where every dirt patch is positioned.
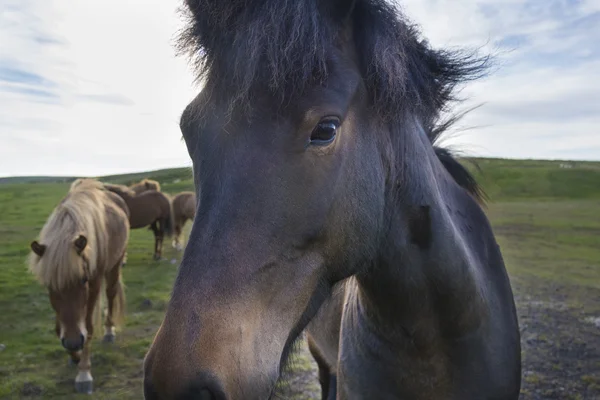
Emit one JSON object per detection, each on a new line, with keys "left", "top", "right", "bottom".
{"left": 515, "top": 280, "right": 600, "bottom": 400}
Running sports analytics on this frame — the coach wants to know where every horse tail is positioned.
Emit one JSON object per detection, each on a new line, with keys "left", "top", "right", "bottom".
{"left": 162, "top": 193, "right": 175, "bottom": 237}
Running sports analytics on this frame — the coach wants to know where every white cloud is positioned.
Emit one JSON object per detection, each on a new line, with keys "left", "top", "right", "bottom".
{"left": 0, "top": 0, "right": 197, "bottom": 177}
{"left": 399, "top": 0, "right": 600, "bottom": 161}
{"left": 0, "top": 0, "right": 598, "bottom": 177}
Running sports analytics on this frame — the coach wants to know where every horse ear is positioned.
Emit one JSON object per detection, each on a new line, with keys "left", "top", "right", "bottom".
{"left": 31, "top": 241, "right": 46, "bottom": 257}
{"left": 74, "top": 235, "right": 87, "bottom": 255}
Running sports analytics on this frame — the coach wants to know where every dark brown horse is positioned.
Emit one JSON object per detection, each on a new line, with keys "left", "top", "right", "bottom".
{"left": 103, "top": 182, "right": 174, "bottom": 260}
{"left": 144, "top": 0, "right": 521, "bottom": 399}
{"left": 28, "top": 179, "right": 129, "bottom": 394}
{"left": 171, "top": 191, "right": 196, "bottom": 251}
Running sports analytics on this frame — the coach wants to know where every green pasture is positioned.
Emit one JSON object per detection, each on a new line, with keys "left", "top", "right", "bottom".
{"left": 1, "top": 158, "right": 599, "bottom": 398}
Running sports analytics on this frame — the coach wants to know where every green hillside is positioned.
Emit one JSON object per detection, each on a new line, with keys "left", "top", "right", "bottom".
{"left": 3, "top": 157, "right": 600, "bottom": 201}
{"left": 467, "top": 158, "right": 600, "bottom": 201}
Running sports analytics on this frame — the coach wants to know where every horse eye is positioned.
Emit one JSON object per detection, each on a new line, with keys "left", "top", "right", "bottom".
{"left": 310, "top": 119, "right": 340, "bottom": 146}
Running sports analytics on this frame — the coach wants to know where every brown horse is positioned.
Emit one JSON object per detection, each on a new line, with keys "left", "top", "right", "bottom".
{"left": 103, "top": 182, "right": 174, "bottom": 260}
{"left": 143, "top": 0, "right": 521, "bottom": 399}
{"left": 28, "top": 179, "right": 129, "bottom": 394}
{"left": 129, "top": 178, "right": 161, "bottom": 195}
{"left": 171, "top": 191, "right": 196, "bottom": 251}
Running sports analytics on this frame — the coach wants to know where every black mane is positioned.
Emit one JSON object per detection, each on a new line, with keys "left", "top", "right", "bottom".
{"left": 177, "top": 0, "right": 488, "bottom": 122}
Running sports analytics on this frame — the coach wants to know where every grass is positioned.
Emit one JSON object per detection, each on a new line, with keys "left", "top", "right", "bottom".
{"left": 1, "top": 157, "right": 600, "bottom": 398}
{"left": 489, "top": 200, "right": 600, "bottom": 289}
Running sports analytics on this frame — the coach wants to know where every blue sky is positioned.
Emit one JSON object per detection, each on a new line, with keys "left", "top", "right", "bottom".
{"left": 1, "top": 0, "right": 598, "bottom": 177}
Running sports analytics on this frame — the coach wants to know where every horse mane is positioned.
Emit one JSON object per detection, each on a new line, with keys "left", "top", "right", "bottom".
{"left": 427, "top": 109, "right": 488, "bottom": 205}
{"left": 177, "top": 0, "right": 488, "bottom": 121}
{"left": 70, "top": 178, "right": 104, "bottom": 192}
{"left": 130, "top": 178, "right": 161, "bottom": 193}
{"left": 28, "top": 184, "right": 110, "bottom": 290}
{"left": 145, "top": 179, "right": 161, "bottom": 190}
{"left": 72, "top": 179, "right": 138, "bottom": 198}
{"left": 103, "top": 182, "right": 137, "bottom": 198}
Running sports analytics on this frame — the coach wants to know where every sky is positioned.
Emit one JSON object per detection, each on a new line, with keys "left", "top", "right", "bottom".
{"left": 1, "top": 0, "right": 598, "bottom": 177}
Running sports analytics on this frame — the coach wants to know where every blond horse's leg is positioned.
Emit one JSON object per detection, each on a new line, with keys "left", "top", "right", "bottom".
{"left": 103, "top": 257, "right": 124, "bottom": 342}
{"left": 75, "top": 277, "right": 101, "bottom": 394}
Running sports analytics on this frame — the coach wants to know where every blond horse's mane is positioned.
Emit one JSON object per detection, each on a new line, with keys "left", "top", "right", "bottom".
{"left": 103, "top": 182, "right": 137, "bottom": 198}
{"left": 70, "top": 178, "right": 104, "bottom": 192}
{"left": 130, "top": 178, "right": 161, "bottom": 193}
{"left": 28, "top": 183, "right": 110, "bottom": 290}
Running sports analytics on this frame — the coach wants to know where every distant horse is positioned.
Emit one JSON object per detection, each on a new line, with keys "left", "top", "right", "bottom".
{"left": 171, "top": 191, "right": 196, "bottom": 251}
{"left": 129, "top": 178, "right": 161, "bottom": 195}
{"left": 103, "top": 183, "right": 174, "bottom": 260}
{"left": 28, "top": 179, "right": 129, "bottom": 394}
{"left": 144, "top": 0, "right": 521, "bottom": 399}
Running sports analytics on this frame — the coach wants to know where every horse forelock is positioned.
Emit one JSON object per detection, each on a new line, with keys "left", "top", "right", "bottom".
{"left": 179, "top": 0, "right": 490, "bottom": 204}
{"left": 28, "top": 187, "right": 110, "bottom": 291}
{"left": 178, "top": 0, "right": 488, "bottom": 121}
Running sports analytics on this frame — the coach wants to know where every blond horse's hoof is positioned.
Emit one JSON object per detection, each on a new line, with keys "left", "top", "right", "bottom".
{"left": 75, "top": 371, "right": 93, "bottom": 394}
{"left": 103, "top": 333, "right": 115, "bottom": 343}
{"left": 75, "top": 380, "right": 93, "bottom": 394}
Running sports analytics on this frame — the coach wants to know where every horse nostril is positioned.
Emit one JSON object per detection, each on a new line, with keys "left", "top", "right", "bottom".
{"left": 198, "top": 388, "right": 215, "bottom": 400}
{"left": 180, "top": 378, "right": 225, "bottom": 400}
{"left": 61, "top": 335, "right": 85, "bottom": 351}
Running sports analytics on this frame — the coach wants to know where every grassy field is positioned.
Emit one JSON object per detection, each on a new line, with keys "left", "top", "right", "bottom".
{"left": 1, "top": 158, "right": 600, "bottom": 399}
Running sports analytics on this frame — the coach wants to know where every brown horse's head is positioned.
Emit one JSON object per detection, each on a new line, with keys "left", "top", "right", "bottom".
{"left": 144, "top": 0, "right": 486, "bottom": 398}
{"left": 30, "top": 235, "right": 91, "bottom": 352}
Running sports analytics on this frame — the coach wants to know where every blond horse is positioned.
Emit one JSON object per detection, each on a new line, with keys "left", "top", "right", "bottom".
{"left": 28, "top": 180, "right": 129, "bottom": 394}
{"left": 129, "top": 178, "right": 161, "bottom": 195}
{"left": 171, "top": 191, "right": 196, "bottom": 251}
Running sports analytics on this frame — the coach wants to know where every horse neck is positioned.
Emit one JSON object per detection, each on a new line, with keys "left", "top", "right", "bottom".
{"left": 338, "top": 119, "right": 492, "bottom": 394}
